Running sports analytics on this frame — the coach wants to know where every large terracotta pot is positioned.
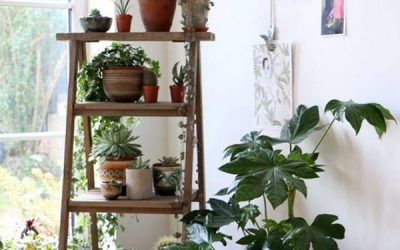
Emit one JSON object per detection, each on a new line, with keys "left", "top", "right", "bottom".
{"left": 126, "top": 169, "right": 155, "bottom": 200}
{"left": 103, "top": 66, "right": 144, "bottom": 102}
{"left": 116, "top": 15, "right": 133, "bottom": 32}
{"left": 181, "top": 0, "right": 210, "bottom": 32}
{"left": 153, "top": 164, "right": 182, "bottom": 196}
{"left": 138, "top": 0, "right": 177, "bottom": 32}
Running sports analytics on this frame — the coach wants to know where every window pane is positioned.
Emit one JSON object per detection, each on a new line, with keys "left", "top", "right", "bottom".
{"left": 0, "top": 6, "right": 68, "bottom": 241}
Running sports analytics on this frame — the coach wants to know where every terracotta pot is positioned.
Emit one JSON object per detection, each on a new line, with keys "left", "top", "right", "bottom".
{"left": 143, "top": 86, "right": 159, "bottom": 103}
{"left": 116, "top": 15, "right": 133, "bottom": 32}
{"left": 153, "top": 164, "right": 182, "bottom": 196}
{"left": 181, "top": 0, "right": 210, "bottom": 32}
{"left": 103, "top": 66, "right": 144, "bottom": 102}
{"left": 126, "top": 169, "right": 155, "bottom": 200}
{"left": 100, "top": 181, "right": 122, "bottom": 200}
{"left": 98, "top": 158, "right": 136, "bottom": 185}
{"left": 169, "top": 85, "right": 185, "bottom": 103}
{"left": 138, "top": 0, "right": 177, "bottom": 32}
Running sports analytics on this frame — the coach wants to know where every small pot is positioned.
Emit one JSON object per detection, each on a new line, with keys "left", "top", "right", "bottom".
{"left": 103, "top": 66, "right": 144, "bottom": 102}
{"left": 126, "top": 168, "right": 155, "bottom": 200}
{"left": 153, "top": 164, "right": 182, "bottom": 196}
{"left": 143, "top": 86, "right": 159, "bottom": 103}
{"left": 116, "top": 15, "right": 133, "bottom": 32}
{"left": 101, "top": 181, "right": 122, "bottom": 200}
{"left": 181, "top": 0, "right": 210, "bottom": 32}
{"left": 138, "top": 0, "right": 177, "bottom": 32}
{"left": 170, "top": 85, "right": 185, "bottom": 103}
{"left": 80, "top": 17, "right": 112, "bottom": 32}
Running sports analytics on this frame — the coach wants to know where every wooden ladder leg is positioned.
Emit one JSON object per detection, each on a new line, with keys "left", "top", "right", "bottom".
{"left": 195, "top": 44, "right": 206, "bottom": 210}
{"left": 182, "top": 41, "right": 200, "bottom": 241}
{"left": 83, "top": 116, "right": 99, "bottom": 250}
{"left": 59, "top": 41, "right": 79, "bottom": 250}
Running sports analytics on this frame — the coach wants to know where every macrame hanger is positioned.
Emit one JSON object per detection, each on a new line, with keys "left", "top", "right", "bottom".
{"left": 261, "top": 0, "right": 277, "bottom": 51}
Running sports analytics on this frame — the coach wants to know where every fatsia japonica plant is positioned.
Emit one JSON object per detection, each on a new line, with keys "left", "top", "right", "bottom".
{"left": 166, "top": 99, "right": 395, "bottom": 250}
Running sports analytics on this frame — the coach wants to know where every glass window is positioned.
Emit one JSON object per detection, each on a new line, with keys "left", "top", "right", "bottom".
{"left": 0, "top": 5, "right": 68, "bottom": 241}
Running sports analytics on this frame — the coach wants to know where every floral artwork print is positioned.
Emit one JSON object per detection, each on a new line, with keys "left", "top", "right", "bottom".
{"left": 253, "top": 42, "right": 293, "bottom": 134}
{"left": 322, "top": 0, "right": 345, "bottom": 35}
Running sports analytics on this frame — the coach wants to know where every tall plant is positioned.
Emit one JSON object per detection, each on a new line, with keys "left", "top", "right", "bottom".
{"left": 166, "top": 99, "right": 395, "bottom": 250}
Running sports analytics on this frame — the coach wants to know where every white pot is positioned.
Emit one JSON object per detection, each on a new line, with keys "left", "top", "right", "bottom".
{"left": 126, "top": 168, "right": 155, "bottom": 200}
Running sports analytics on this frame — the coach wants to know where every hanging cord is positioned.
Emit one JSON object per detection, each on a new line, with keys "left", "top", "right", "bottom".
{"left": 261, "top": 0, "right": 277, "bottom": 51}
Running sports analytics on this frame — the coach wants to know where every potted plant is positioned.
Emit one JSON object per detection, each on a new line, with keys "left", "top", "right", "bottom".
{"left": 80, "top": 9, "right": 112, "bottom": 33}
{"left": 180, "top": 0, "right": 214, "bottom": 32}
{"left": 153, "top": 156, "right": 182, "bottom": 196}
{"left": 78, "top": 42, "right": 160, "bottom": 102}
{"left": 138, "top": 0, "right": 177, "bottom": 32}
{"left": 170, "top": 62, "right": 185, "bottom": 103}
{"left": 90, "top": 127, "right": 142, "bottom": 196}
{"left": 166, "top": 100, "right": 395, "bottom": 249}
{"left": 114, "top": 0, "right": 132, "bottom": 32}
{"left": 143, "top": 65, "right": 161, "bottom": 103}
{"left": 100, "top": 180, "right": 123, "bottom": 200}
{"left": 126, "top": 157, "right": 155, "bottom": 200}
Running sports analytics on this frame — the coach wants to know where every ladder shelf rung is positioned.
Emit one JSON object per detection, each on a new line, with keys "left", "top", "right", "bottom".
{"left": 74, "top": 102, "right": 188, "bottom": 117}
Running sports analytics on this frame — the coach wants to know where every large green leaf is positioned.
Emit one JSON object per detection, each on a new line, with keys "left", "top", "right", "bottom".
{"left": 187, "top": 224, "right": 231, "bottom": 249}
{"left": 224, "top": 131, "right": 273, "bottom": 160}
{"left": 219, "top": 151, "right": 311, "bottom": 208}
{"left": 325, "top": 99, "right": 396, "bottom": 137}
{"left": 283, "top": 214, "right": 345, "bottom": 250}
{"left": 207, "top": 198, "right": 240, "bottom": 228}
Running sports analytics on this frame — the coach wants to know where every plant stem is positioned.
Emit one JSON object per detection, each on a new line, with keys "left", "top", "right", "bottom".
{"left": 287, "top": 186, "right": 296, "bottom": 218}
{"left": 289, "top": 143, "right": 293, "bottom": 153}
{"left": 312, "top": 118, "right": 336, "bottom": 153}
{"left": 263, "top": 194, "right": 268, "bottom": 221}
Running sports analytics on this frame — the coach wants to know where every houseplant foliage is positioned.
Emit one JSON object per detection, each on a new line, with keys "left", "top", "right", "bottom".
{"left": 77, "top": 42, "right": 160, "bottom": 102}
{"left": 179, "top": 0, "right": 214, "bottom": 32}
{"left": 114, "top": 0, "right": 132, "bottom": 32}
{"left": 166, "top": 99, "right": 395, "bottom": 250}
{"left": 171, "top": 62, "right": 186, "bottom": 103}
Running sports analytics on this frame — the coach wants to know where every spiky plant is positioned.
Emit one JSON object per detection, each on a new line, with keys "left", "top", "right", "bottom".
{"left": 89, "top": 8, "right": 101, "bottom": 17}
{"left": 114, "top": 0, "right": 131, "bottom": 16}
{"left": 172, "top": 62, "right": 185, "bottom": 86}
{"left": 90, "top": 127, "right": 142, "bottom": 161}
{"left": 158, "top": 156, "right": 180, "bottom": 167}
{"left": 129, "top": 157, "right": 150, "bottom": 169}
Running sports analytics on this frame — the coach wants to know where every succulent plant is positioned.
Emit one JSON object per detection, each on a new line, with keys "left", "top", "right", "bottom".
{"left": 172, "top": 62, "right": 185, "bottom": 86}
{"left": 158, "top": 156, "right": 180, "bottom": 167}
{"left": 90, "top": 127, "right": 142, "bottom": 161}
{"left": 129, "top": 157, "right": 151, "bottom": 169}
{"left": 114, "top": 0, "right": 131, "bottom": 16}
{"left": 89, "top": 8, "right": 102, "bottom": 17}
{"left": 153, "top": 236, "right": 180, "bottom": 250}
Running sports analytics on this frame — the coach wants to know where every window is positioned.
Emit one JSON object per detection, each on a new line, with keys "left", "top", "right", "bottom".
{"left": 0, "top": 0, "right": 84, "bottom": 242}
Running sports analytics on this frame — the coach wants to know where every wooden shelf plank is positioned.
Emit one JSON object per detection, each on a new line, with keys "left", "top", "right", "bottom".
{"left": 74, "top": 102, "right": 187, "bottom": 117}
{"left": 56, "top": 32, "right": 215, "bottom": 42}
{"left": 69, "top": 189, "right": 198, "bottom": 214}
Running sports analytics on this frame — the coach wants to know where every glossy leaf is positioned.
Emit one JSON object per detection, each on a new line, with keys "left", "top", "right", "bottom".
{"left": 284, "top": 214, "right": 345, "bottom": 250}
{"left": 325, "top": 99, "right": 396, "bottom": 138}
{"left": 224, "top": 131, "right": 273, "bottom": 160}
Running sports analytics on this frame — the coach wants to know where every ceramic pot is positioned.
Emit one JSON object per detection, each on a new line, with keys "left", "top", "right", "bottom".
{"left": 153, "top": 164, "right": 182, "bottom": 196}
{"left": 101, "top": 181, "right": 122, "bottom": 200}
{"left": 181, "top": 0, "right": 210, "bottom": 32}
{"left": 143, "top": 86, "right": 159, "bottom": 103}
{"left": 103, "top": 66, "right": 144, "bottom": 102}
{"left": 169, "top": 85, "right": 185, "bottom": 103}
{"left": 126, "top": 168, "right": 155, "bottom": 200}
{"left": 98, "top": 157, "right": 136, "bottom": 185}
{"left": 138, "top": 0, "right": 177, "bottom": 32}
{"left": 80, "top": 17, "right": 112, "bottom": 32}
{"left": 116, "top": 15, "right": 133, "bottom": 32}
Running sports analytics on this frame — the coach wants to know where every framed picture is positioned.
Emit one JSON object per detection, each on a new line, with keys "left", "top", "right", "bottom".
{"left": 321, "top": 0, "right": 346, "bottom": 36}
{"left": 253, "top": 42, "right": 293, "bottom": 136}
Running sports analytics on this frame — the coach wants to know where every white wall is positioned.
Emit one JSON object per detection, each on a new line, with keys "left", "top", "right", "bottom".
{"left": 195, "top": 0, "right": 400, "bottom": 249}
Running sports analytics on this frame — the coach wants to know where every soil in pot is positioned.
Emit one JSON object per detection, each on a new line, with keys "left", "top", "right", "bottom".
{"left": 116, "top": 15, "right": 133, "bottom": 32}
{"left": 103, "top": 66, "right": 144, "bottom": 102}
{"left": 170, "top": 85, "right": 185, "bottom": 103}
{"left": 138, "top": 0, "right": 177, "bottom": 32}
{"left": 143, "top": 86, "right": 159, "bottom": 103}
{"left": 126, "top": 169, "right": 155, "bottom": 200}
{"left": 153, "top": 164, "right": 182, "bottom": 196}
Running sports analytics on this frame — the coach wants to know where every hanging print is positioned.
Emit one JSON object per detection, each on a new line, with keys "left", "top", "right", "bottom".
{"left": 253, "top": 42, "right": 293, "bottom": 135}
{"left": 321, "top": 0, "right": 345, "bottom": 35}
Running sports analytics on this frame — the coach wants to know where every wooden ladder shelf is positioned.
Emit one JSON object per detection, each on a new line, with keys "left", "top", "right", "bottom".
{"left": 56, "top": 32, "right": 215, "bottom": 250}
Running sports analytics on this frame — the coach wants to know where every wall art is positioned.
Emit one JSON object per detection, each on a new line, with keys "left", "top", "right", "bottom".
{"left": 321, "top": 0, "right": 346, "bottom": 35}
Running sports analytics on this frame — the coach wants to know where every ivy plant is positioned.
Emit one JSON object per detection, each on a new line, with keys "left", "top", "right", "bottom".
{"left": 167, "top": 99, "right": 395, "bottom": 250}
